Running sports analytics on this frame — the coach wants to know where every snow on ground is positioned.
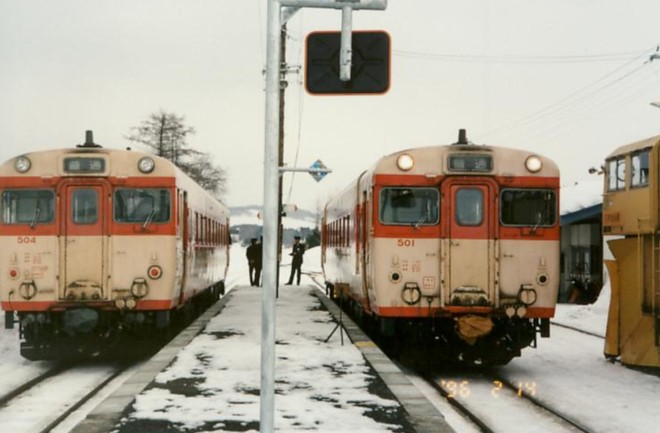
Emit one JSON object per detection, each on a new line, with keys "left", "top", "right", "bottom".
{"left": 496, "top": 324, "right": 660, "bottom": 433}
{"left": 553, "top": 283, "right": 610, "bottom": 337}
{"left": 116, "top": 285, "right": 407, "bottom": 432}
{"left": 0, "top": 313, "right": 54, "bottom": 395}
{"left": 113, "top": 245, "right": 409, "bottom": 432}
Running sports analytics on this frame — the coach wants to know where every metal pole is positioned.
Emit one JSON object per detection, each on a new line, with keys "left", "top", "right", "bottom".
{"left": 340, "top": 6, "right": 353, "bottom": 81}
{"left": 277, "top": 24, "right": 287, "bottom": 299}
{"left": 262, "top": 0, "right": 281, "bottom": 431}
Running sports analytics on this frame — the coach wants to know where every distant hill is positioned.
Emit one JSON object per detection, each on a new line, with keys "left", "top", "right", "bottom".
{"left": 229, "top": 205, "right": 319, "bottom": 247}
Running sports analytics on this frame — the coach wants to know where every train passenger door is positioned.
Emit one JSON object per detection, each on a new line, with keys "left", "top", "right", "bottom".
{"left": 444, "top": 181, "right": 496, "bottom": 306}
{"left": 61, "top": 183, "right": 106, "bottom": 300}
{"left": 358, "top": 190, "right": 371, "bottom": 309}
{"left": 178, "top": 191, "right": 189, "bottom": 297}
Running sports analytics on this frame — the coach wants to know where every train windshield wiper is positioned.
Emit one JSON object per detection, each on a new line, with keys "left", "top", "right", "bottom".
{"left": 413, "top": 201, "right": 432, "bottom": 229}
{"left": 142, "top": 209, "right": 156, "bottom": 229}
{"left": 413, "top": 214, "right": 428, "bottom": 229}
{"left": 531, "top": 211, "right": 545, "bottom": 233}
{"left": 30, "top": 206, "right": 41, "bottom": 229}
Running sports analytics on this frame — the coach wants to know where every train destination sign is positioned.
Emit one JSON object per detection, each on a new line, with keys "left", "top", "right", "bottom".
{"left": 448, "top": 154, "right": 493, "bottom": 172}
{"left": 63, "top": 157, "right": 106, "bottom": 173}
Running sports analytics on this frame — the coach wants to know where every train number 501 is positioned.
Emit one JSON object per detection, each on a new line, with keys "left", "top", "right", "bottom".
{"left": 397, "top": 239, "right": 415, "bottom": 247}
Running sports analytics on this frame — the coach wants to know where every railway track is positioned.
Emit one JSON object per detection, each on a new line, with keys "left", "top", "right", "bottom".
{"left": 0, "top": 363, "right": 69, "bottom": 407}
{"left": 0, "top": 361, "right": 137, "bottom": 433}
{"left": 551, "top": 321, "right": 605, "bottom": 339}
{"left": 426, "top": 371, "right": 596, "bottom": 433}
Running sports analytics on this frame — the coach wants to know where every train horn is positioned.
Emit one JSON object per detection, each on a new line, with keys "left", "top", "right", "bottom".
{"left": 455, "top": 128, "right": 468, "bottom": 145}
{"left": 77, "top": 130, "right": 102, "bottom": 148}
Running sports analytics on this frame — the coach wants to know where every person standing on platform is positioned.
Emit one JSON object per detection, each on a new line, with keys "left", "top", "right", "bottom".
{"left": 285, "top": 235, "right": 305, "bottom": 285}
{"left": 254, "top": 236, "right": 263, "bottom": 286}
{"left": 246, "top": 238, "right": 259, "bottom": 286}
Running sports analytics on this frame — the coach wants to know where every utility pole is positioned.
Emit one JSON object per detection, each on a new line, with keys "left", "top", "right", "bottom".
{"left": 261, "top": 2, "right": 388, "bottom": 432}
{"left": 277, "top": 24, "right": 287, "bottom": 298}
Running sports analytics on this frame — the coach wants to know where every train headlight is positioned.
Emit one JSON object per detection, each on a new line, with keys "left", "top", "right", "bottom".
{"left": 396, "top": 154, "right": 414, "bottom": 171}
{"left": 14, "top": 156, "right": 31, "bottom": 173}
{"left": 137, "top": 157, "right": 155, "bottom": 173}
{"left": 518, "top": 285, "right": 538, "bottom": 306}
{"left": 401, "top": 282, "right": 421, "bottom": 305}
{"left": 525, "top": 155, "right": 542, "bottom": 173}
{"left": 130, "top": 278, "right": 149, "bottom": 298}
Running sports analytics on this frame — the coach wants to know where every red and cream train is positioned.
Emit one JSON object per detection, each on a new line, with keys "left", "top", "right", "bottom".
{"left": 0, "top": 132, "right": 230, "bottom": 359}
{"left": 322, "top": 131, "right": 560, "bottom": 365}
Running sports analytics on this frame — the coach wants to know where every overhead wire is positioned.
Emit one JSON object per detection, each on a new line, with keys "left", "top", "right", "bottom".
{"left": 393, "top": 44, "right": 660, "bottom": 145}
{"left": 394, "top": 49, "right": 648, "bottom": 64}
{"left": 500, "top": 65, "right": 660, "bottom": 146}
{"left": 285, "top": 13, "right": 306, "bottom": 205}
{"left": 466, "top": 45, "right": 660, "bottom": 144}
{"left": 479, "top": 60, "right": 652, "bottom": 144}
{"left": 512, "top": 63, "right": 660, "bottom": 145}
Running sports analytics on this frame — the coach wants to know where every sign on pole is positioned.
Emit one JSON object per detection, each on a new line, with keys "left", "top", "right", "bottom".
{"left": 309, "top": 159, "right": 329, "bottom": 182}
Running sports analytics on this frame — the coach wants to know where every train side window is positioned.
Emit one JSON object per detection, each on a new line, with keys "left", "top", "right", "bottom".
{"left": 631, "top": 150, "right": 650, "bottom": 188}
{"left": 1, "top": 189, "right": 55, "bottom": 225}
{"left": 455, "top": 188, "right": 483, "bottom": 226}
{"left": 379, "top": 187, "right": 439, "bottom": 226}
{"left": 606, "top": 157, "right": 626, "bottom": 191}
{"left": 500, "top": 188, "right": 557, "bottom": 227}
{"left": 71, "top": 189, "right": 98, "bottom": 224}
{"left": 188, "top": 210, "right": 194, "bottom": 242}
{"left": 113, "top": 188, "right": 171, "bottom": 223}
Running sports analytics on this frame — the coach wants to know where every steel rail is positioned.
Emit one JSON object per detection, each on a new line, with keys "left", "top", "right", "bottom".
{"left": 0, "top": 363, "right": 70, "bottom": 408}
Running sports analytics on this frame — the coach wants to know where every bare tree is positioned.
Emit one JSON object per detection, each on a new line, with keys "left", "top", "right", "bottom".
{"left": 126, "top": 110, "right": 227, "bottom": 198}
{"left": 179, "top": 156, "right": 227, "bottom": 197}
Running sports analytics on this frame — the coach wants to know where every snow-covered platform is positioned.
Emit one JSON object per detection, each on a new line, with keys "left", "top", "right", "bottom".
{"left": 71, "top": 285, "right": 453, "bottom": 433}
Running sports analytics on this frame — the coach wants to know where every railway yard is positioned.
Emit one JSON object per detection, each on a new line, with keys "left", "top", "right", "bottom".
{"left": 0, "top": 246, "right": 658, "bottom": 433}
{"left": 4, "top": 3, "right": 660, "bottom": 433}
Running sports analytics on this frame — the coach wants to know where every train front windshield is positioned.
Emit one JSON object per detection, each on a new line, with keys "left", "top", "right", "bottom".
{"left": 113, "top": 188, "right": 171, "bottom": 223}
{"left": 500, "top": 189, "right": 557, "bottom": 227}
{"left": 379, "top": 187, "right": 440, "bottom": 225}
{"left": 1, "top": 189, "right": 55, "bottom": 225}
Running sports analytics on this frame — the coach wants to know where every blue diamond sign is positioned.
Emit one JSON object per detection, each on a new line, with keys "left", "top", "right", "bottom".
{"left": 309, "top": 159, "right": 329, "bottom": 182}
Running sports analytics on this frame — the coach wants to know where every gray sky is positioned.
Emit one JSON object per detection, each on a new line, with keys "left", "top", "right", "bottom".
{"left": 2, "top": 0, "right": 660, "bottom": 212}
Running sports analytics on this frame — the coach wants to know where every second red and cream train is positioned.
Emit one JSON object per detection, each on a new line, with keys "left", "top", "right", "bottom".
{"left": 322, "top": 131, "right": 560, "bottom": 365}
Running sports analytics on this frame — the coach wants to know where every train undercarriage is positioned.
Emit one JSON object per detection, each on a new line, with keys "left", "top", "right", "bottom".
{"left": 6, "top": 282, "right": 224, "bottom": 360}
{"left": 333, "top": 289, "right": 549, "bottom": 367}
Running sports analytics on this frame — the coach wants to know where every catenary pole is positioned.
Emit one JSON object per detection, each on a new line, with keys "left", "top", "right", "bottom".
{"left": 261, "top": 3, "right": 387, "bottom": 431}
{"left": 277, "top": 24, "right": 287, "bottom": 299}
{"left": 261, "top": 0, "right": 281, "bottom": 432}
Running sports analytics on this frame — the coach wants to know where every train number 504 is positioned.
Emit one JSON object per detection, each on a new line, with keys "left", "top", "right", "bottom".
{"left": 17, "top": 236, "right": 37, "bottom": 244}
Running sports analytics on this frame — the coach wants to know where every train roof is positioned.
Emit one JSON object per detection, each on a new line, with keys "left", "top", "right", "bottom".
{"left": 0, "top": 145, "right": 229, "bottom": 217}
{"left": 370, "top": 143, "right": 559, "bottom": 177}
{"left": 606, "top": 134, "right": 660, "bottom": 159}
{"left": 0, "top": 146, "right": 181, "bottom": 178}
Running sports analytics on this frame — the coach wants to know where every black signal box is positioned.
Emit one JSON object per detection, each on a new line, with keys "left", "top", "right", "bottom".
{"left": 305, "top": 31, "right": 390, "bottom": 95}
